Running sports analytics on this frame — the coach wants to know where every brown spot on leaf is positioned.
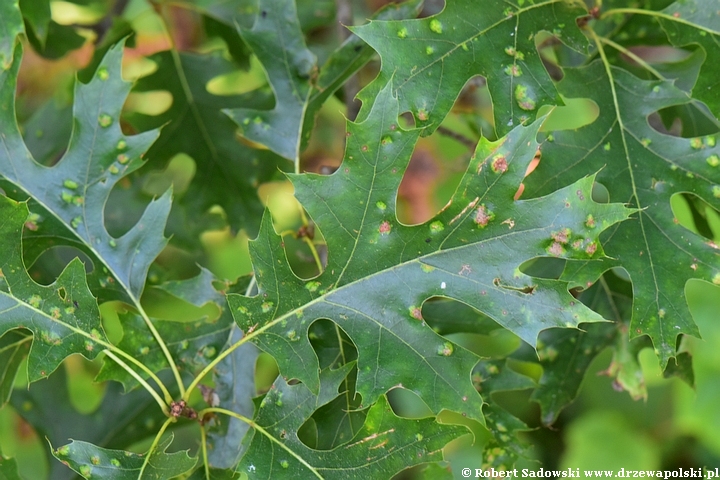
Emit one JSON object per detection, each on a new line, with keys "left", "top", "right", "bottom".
{"left": 547, "top": 242, "right": 565, "bottom": 256}
{"left": 474, "top": 205, "right": 494, "bottom": 227}
{"left": 491, "top": 155, "right": 508, "bottom": 173}
{"left": 585, "top": 241, "right": 597, "bottom": 256}
{"left": 552, "top": 229, "right": 571, "bottom": 244}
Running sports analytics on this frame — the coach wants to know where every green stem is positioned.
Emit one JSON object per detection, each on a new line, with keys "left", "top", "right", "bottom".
{"left": 183, "top": 302, "right": 288, "bottom": 400}
{"left": 301, "top": 237, "right": 324, "bottom": 274}
{"left": 589, "top": 28, "right": 660, "bottom": 317}
{"left": 198, "top": 407, "right": 323, "bottom": 479}
{"left": 602, "top": 7, "right": 718, "bottom": 36}
{"left": 137, "top": 307, "right": 186, "bottom": 398}
{"left": 599, "top": 275, "right": 624, "bottom": 323}
{"left": 0, "top": 334, "right": 31, "bottom": 354}
{"left": 588, "top": 28, "right": 638, "bottom": 203}
{"left": 24, "top": 297, "right": 174, "bottom": 404}
{"left": 103, "top": 350, "right": 169, "bottom": 415}
{"left": 138, "top": 417, "right": 174, "bottom": 479}
{"left": 597, "top": 37, "right": 664, "bottom": 79}
{"left": 200, "top": 424, "right": 210, "bottom": 480}
{"left": 105, "top": 345, "right": 173, "bottom": 404}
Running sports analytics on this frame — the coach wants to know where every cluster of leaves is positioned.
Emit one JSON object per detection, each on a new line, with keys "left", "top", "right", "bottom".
{"left": 0, "top": 0, "right": 718, "bottom": 478}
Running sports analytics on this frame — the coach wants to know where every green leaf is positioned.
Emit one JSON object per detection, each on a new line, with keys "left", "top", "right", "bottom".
{"left": 19, "top": 0, "right": 51, "bottom": 47}
{"left": 52, "top": 433, "right": 197, "bottom": 480}
{"left": 299, "top": 0, "right": 424, "bottom": 150}
{"left": 351, "top": 0, "right": 589, "bottom": 136}
{"left": 600, "top": 332, "right": 651, "bottom": 401}
{"left": 663, "top": 350, "right": 694, "bottom": 387}
{"left": 0, "top": 196, "right": 108, "bottom": 383}
{"left": 422, "top": 298, "right": 504, "bottom": 336}
{"left": 530, "top": 323, "right": 616, "bottom": 426}
{"left": 206, "top": 326, "right": 259, "bottom": 469}
{"left": 237, "top": 366, "right": 464, "bottom": 479}
{"left": 656, "top": 0, "right": 720, "bottom": 113}
{"left": 224, "top": 0, "right": 316, "bottom": 161}
{"left": 126, "top": 49, "right": 282, "bottom": 238}
{"left": 186, "top": 467, "right": 242, "bottom": 480}
{"left": 524, "top": 60, "right": 719, "bottom": 367}
{"left": 25, "top": 20, "right": 85, "bottom": 60}
{"left": 96, "top": 293, "right": 233, "bottom": 391}
{"left": 474, "top": 359, "right": 536, "bottom": 469}
{"left": 0, "top": 447, "right": 21, "bottom": 480}
{"left": 182, "top": 0, "right": 259, "bottom": 30}
{"left": 0, "top": 0, "right": 23, "bottom": 69}
{"left": 11, "top": 367, "right": 176, "bottom": 480}
{"left": 229, "top": 82, "right": 633, "bottom": 425}
{"left": 527, "top": 272, "right": 633, "bottom": 425}
{"left": 0, "top": 330, "right": 30, "bottom": 407}
{"left": 21, "top": 99, "right": 73, "bottom": 167}
{"left": 0, "top": 41, "right": 168, "bottom": 304}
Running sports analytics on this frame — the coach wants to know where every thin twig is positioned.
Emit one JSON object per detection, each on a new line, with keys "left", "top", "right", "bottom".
{"left": 436, "top": 125, "right": 476, "bottom": 149}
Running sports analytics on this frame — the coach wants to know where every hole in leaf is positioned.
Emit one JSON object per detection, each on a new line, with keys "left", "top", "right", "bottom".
{"left": 649, "top": 106, "right": 719, "bottom": 138}
{"left": 254, "top": 352, "right": 279, "bottom": 395}
{"left": 417, "top": 1, "right": 445, "bottom": 18}
{"left": 670, "top": 193, "right": 720, "bottom": 241}
{"left": 397, "top": 76, "right": 484, "bottom": 225}
{"left": 27, "top": 246, "right": 94, "bottom": 286}
{"left": 57, "top": 287, "right": 67, "bottom": 301}
{"left": 592, "top": 181, "right": 610, "bottom": 203}
{"left": 140, "top": 287, "right": 220, "bottom": 322}
{"left": 538, "top": 97, "right": 599, "bottom": 132}
{"left": 422, "top": 298, "right": 503, "bottom": 336}
{"left": 446, "top": 330, "right": 520, "bottom": 357}
{"left": 623, "top": 45, "right": 691, "bottom": 64}
{"left": 199, "top": 227, "right": 253, "bottom": 282}
{"left": 397, "top": 147, "right": 444, "bottom": 225}
{"left": 519, "top": 257, "right": 566, "bottom": 279}
{"left": 618, "top": 46, "right": 720, "bottom": 138}
{"left": 257, "top": 181, "right": 329, "bottom": 279}
{"left": 298, "top": 366, "right": 365, "bottom": 450}
{"left": 387, "top": 387, "right": 433, "bottom": 419}
{"left": 301, "top": 93, "right": 345, "bottom": 173}
{"left": 122, "top": 57, "right": 158, "bottom": 82}
{"left": 206, "top": 56, "right": 266, "bottom": 96}
{"left": 490, "top": 387, "right": 540, "bottom": 427}
{"left": 65, "top": 356, "right": 105, "bottom": 414}
{"left": 141, "top": 153, "right": 196, "bottom": 197}
{"left": 308, "top": 319, "right": 357, "bottom": 369}
{"left": 610, "top": 266, "right": 632, "bottom": 284}
{"left": 22, "top": 100, "right": 72, "bottom": 167}
{"left": 257, "top": 181, "right": 301, "bottom": 233}
{"left": 99, "top": 300, "right": 124, "bottom": 345}
{"left": 124, "top": 90, "right": 173, "bottom": 116}
{"left": 104, "top": 182, "right": 152, "bottom": 238}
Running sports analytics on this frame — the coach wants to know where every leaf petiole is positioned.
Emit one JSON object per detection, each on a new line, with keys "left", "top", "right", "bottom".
{"left": 596, "top": 36, "right": 664, "bottom": 79}
{"left": 138, "top": 416, "right": 175, "bottom": 479}
{"left": 602, "top": 7, "right": 718, "bottom": 36}
{"left": 198, "top": 407, "right": 323, "bottom": 479}
{"left": 200, "top": 425, "right": 210, "bottom": 480}
{"left": 136, "top": 307, "right": 186, "bottom": 399}
{"left": 103, "top": 349, "right": 169, "bottom": 415}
